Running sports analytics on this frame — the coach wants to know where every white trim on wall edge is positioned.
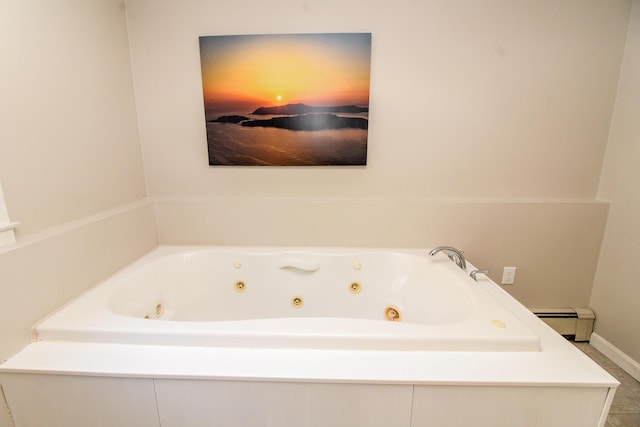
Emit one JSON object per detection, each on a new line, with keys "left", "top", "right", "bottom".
{"left": 590, "top": 332, "right": 640, "bottom": 382}
{"left": 0, "top": 199, "right": 153, "bottom": 255}
{"left": 0, "top": 222, "right": 18, "bottom": 246}
{"left": 0, "top": 222, "right": 19, "bottom": 233}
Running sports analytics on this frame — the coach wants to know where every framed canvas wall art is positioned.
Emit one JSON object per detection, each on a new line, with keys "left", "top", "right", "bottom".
{"left": 199, "top": 33, "right": 371, "bottom": 166}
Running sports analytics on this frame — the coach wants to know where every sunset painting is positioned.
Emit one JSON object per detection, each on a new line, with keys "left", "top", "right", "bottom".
{"left": 199, "top": 33, "right": 371, "bottom": 166}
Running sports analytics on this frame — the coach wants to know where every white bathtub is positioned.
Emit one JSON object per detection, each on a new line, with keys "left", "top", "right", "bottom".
{"left": 1, "top": 246, "right": 619, "bottom": 427}
{"left": 34, "top": 246, "right": 539, "bottom": 351}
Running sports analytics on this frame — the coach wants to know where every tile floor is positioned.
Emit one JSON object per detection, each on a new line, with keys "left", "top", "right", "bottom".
{"left": 573, "top": 342, "right": 640, "bottom": 427}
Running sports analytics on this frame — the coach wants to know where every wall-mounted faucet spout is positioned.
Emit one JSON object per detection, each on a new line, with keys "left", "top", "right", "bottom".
{"left": 429, "top": 246, "right": 467, "bottom": 271}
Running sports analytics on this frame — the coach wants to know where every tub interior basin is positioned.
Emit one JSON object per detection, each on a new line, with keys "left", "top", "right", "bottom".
{"left": 109, "top": 250, "right": 476, "bottom": 324}
{"left": 34, "top": 247, "right": 541, "bottom": 352}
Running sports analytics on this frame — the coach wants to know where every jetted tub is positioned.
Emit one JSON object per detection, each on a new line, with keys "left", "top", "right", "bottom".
{"left": 2, "top": 246, "right": 619, "bottom": 427}
{"left": 34, "top": 246, "right": 540, "bottom": 351}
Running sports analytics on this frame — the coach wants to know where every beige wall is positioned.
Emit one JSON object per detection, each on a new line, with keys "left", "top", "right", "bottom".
{"left": 0, "top": 0, "right": 157, "bottom": 369}
{"left": 127, "top": 0, "right": 631, "bottom": 307}
{"left": 0, "top": 0, "right": 147, "bottom": 237}
{"left": 591, "top": 0, "right": 640, "bottom": 362}
{"left": 127, "top": 0, "right": 629, "bottom": 200}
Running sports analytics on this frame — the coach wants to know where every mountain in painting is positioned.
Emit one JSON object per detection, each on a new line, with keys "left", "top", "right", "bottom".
{"left": 251, "top": 103, "right": 368, "bottom": 115}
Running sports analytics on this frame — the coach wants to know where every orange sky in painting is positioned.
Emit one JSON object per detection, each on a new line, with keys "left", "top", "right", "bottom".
{"left": 199, "top": 34, "right": 371, "bottom": 113}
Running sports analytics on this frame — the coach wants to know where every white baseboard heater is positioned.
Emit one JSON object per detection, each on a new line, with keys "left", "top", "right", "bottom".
{"left": 530, "top": 307, "right": 595, "bottom": 342}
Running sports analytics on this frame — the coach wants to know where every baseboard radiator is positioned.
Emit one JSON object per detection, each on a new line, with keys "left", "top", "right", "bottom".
{"left": 530, "top": 308, "right": 595, "bottom": 342}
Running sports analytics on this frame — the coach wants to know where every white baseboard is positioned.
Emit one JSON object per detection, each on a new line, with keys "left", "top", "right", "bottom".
{"left": 590, "top": 332, "right": 640, "bottom": 382}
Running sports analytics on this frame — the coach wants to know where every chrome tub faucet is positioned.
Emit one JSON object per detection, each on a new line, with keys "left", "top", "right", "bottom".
{"left": 429, "top": 246, "right": 467, "bottom": 271}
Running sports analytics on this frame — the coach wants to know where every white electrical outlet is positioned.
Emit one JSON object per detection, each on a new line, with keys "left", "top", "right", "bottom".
{"left": 501, "top": 267, "right": 517, "bottom": 285}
